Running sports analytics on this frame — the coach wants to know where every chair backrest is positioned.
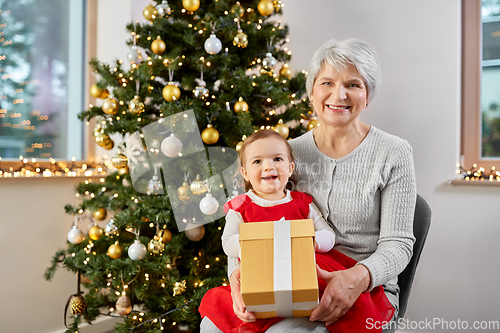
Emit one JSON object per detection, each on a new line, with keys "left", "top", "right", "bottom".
{"left": 396, "top": 194, "right": 431, "bottom": 320}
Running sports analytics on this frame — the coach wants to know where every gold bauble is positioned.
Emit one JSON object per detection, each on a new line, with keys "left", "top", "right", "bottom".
{"left": 307, "top": 118, "right": 320, "bottom": 131}
{"left": 257, "top": 0, "right": 274, "bottom": 16}
{"left": 116, "top": 295, "right": 132, "bottom": 316}
{"left": 275, "top": 119, "right": 289, "bottom": 139}
{"left": 233, "top": 29, "right": 248, "bottom": 48}
{"left": 93, "top": 125, "right": 103, "bottom": 137}
{"left": 190, "top": 174, "right": 208, "bottom": 195}
{"left": 158, "top": 229, "right": 172, "bottom": 243}
{"left": 273, "top": 0, "right": 283, "bottom": 13}
{"left": 89, "top": 224, "right": 104, "bottom": 241}
{"left": 102, "top": 138, "right": 115, "bottom": 150}
{"left": 102, "top": 97, "right": 118, "bottom": 115}
{"left": 128, "top": 95, "right": 144, "bottom": 115}
{"left": 143, "top": 4, "right": 158, "bottom": 21}
{"left": 94, "top": 132, "right": 110, "bottom": 146}
{"left": 173, "top": 280, "right": 186, "bottom": 296}
{"left": 100, "top": 89, "right": 110, "bottom": 99}
{"left": 151, "top": 37, "right": 166, "bottom": 54}
{"left": 81, "top": 274, "right": 92, "bottom": 284}
{"left": 108, "top": 241, "right": 123, "bottom": 259}
{"left": 148, "top": 237, "right": 164, "bottom": 254}
{"left": 182, "top": 0, "right": 200, "bottom": 11}
{"left": 185, "top": 223, "right": 205, "bottom": 241}
{"left": 279, "top": 63, "right": 292, "bottom": 80}
{"left": 111, "top": 152, "right": 128, "bottom": 169}
{"left": 93, "top": 207, "right": 107, "bottom": 220}
{"left": 235, "top": 135, "right": 247, "bottom": 152}
{"left": 118, "top": 166, "right": 129, "bottom": 175}
{"left": 69, "top": 294, "right": 87, "bottom": 315}
{"left": 201, "top": 124, "right": 219, "bottom": 145}
{"left": 90, "top": 84, "right": 103, "bottom": 99}
{"left": 162, "top": 83, "right": 181, "bottom": 102}
{"left": 234, "top": 97, "right": 249, "bottom": 113}
{"left": 231, "top": 1, "right": 245, "bottom": 17}
{"left": 177, "top": 182, "right": 191, "bottom": 201}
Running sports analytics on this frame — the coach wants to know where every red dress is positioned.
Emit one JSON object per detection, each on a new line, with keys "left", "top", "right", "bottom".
{"left": 199, "top": 192, "right": 394, "bottom": 333}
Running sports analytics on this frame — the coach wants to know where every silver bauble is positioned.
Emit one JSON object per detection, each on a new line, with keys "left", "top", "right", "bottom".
{"left": 147, "top": 175, "right": 164, "bottom": 193}
{"left": 105, "top": 219, "right": 119, "bottom": 236}
{"left": 156, "top": 0, "right": 171, "bottom": 17}
{"left": 127, "top": 45, "right": 143, "bottom": 65}
{"left": 262, "top": 52, "right": 277, "bottom": 71}
{"left": 193, "top": 85, "right": 209, "bottom": 100}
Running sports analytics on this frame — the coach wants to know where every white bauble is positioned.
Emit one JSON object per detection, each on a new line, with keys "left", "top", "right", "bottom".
{"left": 127, "top": 45, "right": 143, "bottom": 65}
{"left": 67, "top": 226, "right": 85, "bottom": 244}
{"left": 161, "top": 134, "right": 183, "bottom": 157}
{"left": 128, "top": 240, "right": 147, "bottom": 260}
{"left": 199, "top": 193, "right": 219, "bottom": 215}
{"left": 204, "top": 34, "right": 222, "bottom": 54}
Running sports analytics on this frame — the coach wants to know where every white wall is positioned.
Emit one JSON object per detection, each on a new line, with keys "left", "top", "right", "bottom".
{"left": 2, "top": 1, "right": 499, "bottom": 332}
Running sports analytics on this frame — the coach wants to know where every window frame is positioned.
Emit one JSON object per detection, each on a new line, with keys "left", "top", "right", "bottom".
{"left": 461, "top": 0, "right": 500, "bottom": 172}
{"left": 0, "top": 0, "right": 98, "bottom": 175}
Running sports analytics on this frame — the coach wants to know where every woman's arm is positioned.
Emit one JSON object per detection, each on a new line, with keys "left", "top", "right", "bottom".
{"left": 221, "top": 210, "right": 244, "bottom": 258}
{"left": 312, "top": 141, "right": 416, "bottom": 324}
{"left": 309, "top": 202, "right": 335, "bottom": 253}
{"left": 358, "top": 141, "right": 416, "bottom": 290}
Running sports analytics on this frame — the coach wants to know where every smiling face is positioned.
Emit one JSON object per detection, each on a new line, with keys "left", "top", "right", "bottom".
{"left": 311, "top": 62, "right": 368, "bottom": 129}
{"left": 240, "top": 136, "right": 294, "bottom": 200}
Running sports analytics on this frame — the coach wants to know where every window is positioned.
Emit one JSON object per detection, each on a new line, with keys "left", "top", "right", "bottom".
{"left": 481, "top": 1, "right": 500, "bottom": 158}
{"left": 0, "top": 0, "right": 87, "bottom": 160}
{"left": 462, "top": 0, "right": 500, "bottom": 173}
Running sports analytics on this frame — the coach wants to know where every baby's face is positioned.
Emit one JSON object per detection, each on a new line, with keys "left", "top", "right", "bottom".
{"left": 240, "top": 137, "right": 294, "bottom": 200}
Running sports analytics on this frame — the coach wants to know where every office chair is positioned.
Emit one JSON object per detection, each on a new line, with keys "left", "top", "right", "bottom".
{"left": 387, "top": 194, "right": 432, "bottom": 332}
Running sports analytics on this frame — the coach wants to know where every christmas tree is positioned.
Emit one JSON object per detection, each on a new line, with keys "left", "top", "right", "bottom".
{"left": 45, "top": 1, "right": 316, "bottom": 332}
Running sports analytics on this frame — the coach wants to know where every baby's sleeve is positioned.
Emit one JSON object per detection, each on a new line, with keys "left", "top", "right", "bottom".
{"left": 308, "top": 202, "right": 335, "bottom": 253}
{"left": 221, "top": 209, "right": 243, "bottom": 257}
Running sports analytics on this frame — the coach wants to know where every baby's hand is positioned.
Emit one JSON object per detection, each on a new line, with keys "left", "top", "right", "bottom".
{"left": 230, "top": 269, "right": 256, "bottom": 322}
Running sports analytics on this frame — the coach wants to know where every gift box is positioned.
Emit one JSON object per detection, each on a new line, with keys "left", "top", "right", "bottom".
{"left": 239, "top": 218, "right": 319, "bottom": 319}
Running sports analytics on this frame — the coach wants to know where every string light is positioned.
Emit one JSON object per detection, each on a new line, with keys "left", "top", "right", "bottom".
{"left": 455, "top": 163, "right": 500, "bottom": 182}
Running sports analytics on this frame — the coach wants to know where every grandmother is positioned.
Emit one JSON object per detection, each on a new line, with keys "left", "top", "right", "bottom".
{"left": 202, "top": 38, "right": 416, "bottom": 333}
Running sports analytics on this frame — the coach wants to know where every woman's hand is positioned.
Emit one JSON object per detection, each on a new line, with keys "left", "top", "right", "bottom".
{"left": 229, "top": 268, "right": 256, "bottom": 322}
{"left": 310, "top": 264, "right": 371, "bottom": 326}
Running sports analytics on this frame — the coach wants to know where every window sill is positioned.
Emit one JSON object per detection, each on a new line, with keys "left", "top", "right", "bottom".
{"left": 0, "top": 159, "right": 108, "bottom": 179}
{"left": 0, "top": 171, "right": 107, "bottom": 179}
{"left": 450, "top": 177, "right": 500, "bottom": 186}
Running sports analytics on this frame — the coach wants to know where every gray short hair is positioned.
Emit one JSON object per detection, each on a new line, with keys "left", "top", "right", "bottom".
{"left": 306, "top": 38, "right": 381, "bottom": 103}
